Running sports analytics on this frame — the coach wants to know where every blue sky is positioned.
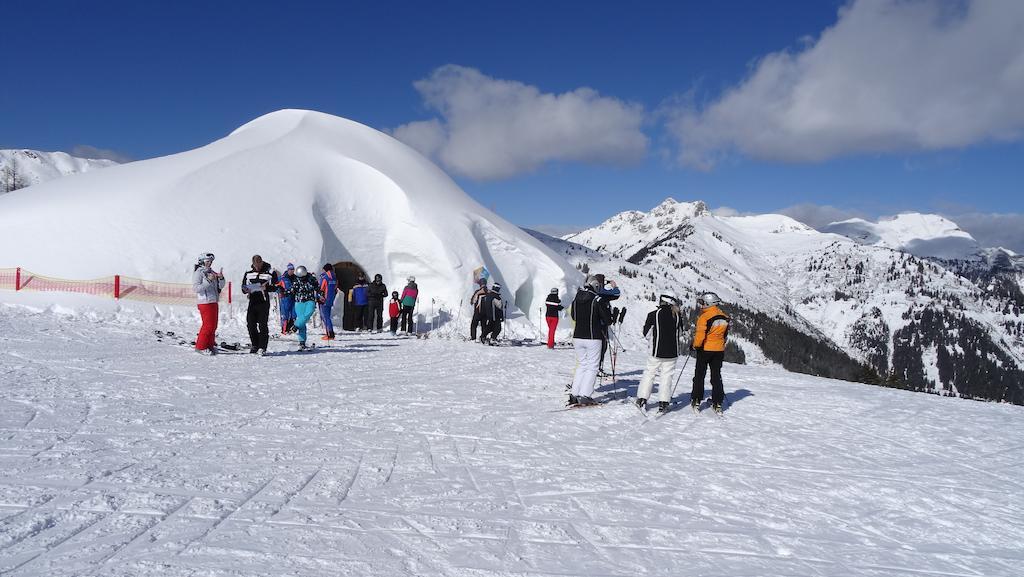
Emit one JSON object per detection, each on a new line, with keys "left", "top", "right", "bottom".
{"left": 4, "top": 0, "right": 1023, "bottom": 249}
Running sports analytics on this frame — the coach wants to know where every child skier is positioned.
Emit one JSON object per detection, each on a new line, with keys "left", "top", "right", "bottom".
{"left": 290, "top": 265, "right": 323, "bottom": 350}
{"left": 277, "top": 263, "right": 296, "bottom": 334}
{"left": 388, "top": 290, "right": 401, "bottom": 335}
{"left": 636, "top": 292, "right": 686, "bottom": 413}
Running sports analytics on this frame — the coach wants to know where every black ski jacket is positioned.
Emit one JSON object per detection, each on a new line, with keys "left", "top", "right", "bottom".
{"left": 570, "top": 288, "right": 611, "bottom": 340}
{"left": 545, "top": 293, "right": 564, "bottom": 318}
{"left": 241, "top": 263, "right": 278, "bottom": 305}
{"left": 643, "top": 305, "right": 686, "bottom": 359}
{"left": 289, "top": 275, "right": 323, "bottom": 303}
{"left": 481, "top": 291, "right": 504, "bottom": 322}
{"left": 367, "top": 280, "right": 388, "bottom": 305}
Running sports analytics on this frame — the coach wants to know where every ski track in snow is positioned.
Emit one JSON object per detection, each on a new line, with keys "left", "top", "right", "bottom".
{"left": 1, "top": 307, "right": 1023, "bottom": 576}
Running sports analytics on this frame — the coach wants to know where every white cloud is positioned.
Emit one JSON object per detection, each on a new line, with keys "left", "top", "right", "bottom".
{"left": 943, "top": 211, "right": 1024, "bottom": 253}
{"left": 668, "top": 0, "right": 1024, "bottom": 169}
{"left": 392, "top": 65, "right": 648, "bottom": 180}
{"left": 777, "top": 203, "right": 869, "bottom": 229}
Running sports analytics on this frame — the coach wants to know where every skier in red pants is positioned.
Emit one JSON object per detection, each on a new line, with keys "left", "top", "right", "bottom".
{"left": 192, "top": 252, "right": 224, "bottom": 354}
{"left": 544, "top": 288, "right": 564, "bottom": 348}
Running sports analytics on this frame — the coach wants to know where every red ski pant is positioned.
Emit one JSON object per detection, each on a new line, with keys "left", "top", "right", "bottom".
{"left": 546, "top": 316, "right": 559, "bottom": 348}
{"left": 196, "top": 303, "right": 219, "bottom": 351}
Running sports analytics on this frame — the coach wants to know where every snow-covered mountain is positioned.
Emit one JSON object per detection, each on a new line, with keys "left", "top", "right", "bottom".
{"left": 823, "top": 213, "right": 981, "bottom": 260}
{"left": 0, "top": 149, "right": 118, "bottom": 193}
{"left": 560, "top": 199, "right": 1024, "bottom": 404}
{"left": 0, "top": 110, "right": 581, "bottom": 328}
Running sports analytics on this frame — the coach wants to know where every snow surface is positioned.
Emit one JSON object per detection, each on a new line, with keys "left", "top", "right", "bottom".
{"left": 2, "top": 302, "right": 1022, "bottom": 577}
{"left": 0, "top": 149, "right": 117, "bottom": 191}
{"left": 824, "top": 214, "right": 981, "bottom": 261}
{"left": 0, "top": 110, "right": 580, "bottom": 330}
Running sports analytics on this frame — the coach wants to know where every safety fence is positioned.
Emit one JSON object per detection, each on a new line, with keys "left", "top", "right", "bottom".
{"left": 0, "top": 267, "right": 233, "bottom": 306}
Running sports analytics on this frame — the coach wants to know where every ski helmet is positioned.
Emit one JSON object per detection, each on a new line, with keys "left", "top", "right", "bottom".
{"left": 407, "top": 275, "right": 416, "bottom": 282}
{"left": 659, "top": 291, "right": 678, "bottom": 304}
{"left": 696, "top": 291, "right": 721, "bottom": 307}
{"left": 286, "top": 263, "right": 294, "bottom": 271}
{"left": 295, "top": 266, "right": 308, "bottom": 278}
{"left": 586, "top": 275, "right": 602, "bottom": 290}
{"left": 491, "top": 282, "right": 502, "bottom": 292}
{"left": 550, "top": 287, "right": 559, "bottom": 294}
{"left": 197, "top": 252, "right": 215, "bottom": 264}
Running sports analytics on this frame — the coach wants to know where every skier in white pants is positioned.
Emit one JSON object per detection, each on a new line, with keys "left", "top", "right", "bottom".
{"left": 568, "top": 277, "right": 613, "bottom": 405}
{"left": 636, "top": 292, "right": 686, "bottom": 413}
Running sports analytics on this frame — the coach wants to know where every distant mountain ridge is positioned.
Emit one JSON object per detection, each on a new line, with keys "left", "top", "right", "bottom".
{"left": 0, "top": 149, "right": 118, "bottom": 193}
{"left": 557, "top": 198, "right": 1024, "bottom": 404}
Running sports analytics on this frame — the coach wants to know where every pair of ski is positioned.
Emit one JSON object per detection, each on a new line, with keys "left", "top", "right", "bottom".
{"left": 633, "top": 398, "right": 724, "bottom": 419}
{"left": 155, "top": 330, "right": 243, "bottom": 353}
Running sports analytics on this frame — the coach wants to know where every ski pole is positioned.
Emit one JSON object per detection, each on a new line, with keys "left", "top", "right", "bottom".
{"left": 667, "top": 333, "right": 693, "bottom": 403}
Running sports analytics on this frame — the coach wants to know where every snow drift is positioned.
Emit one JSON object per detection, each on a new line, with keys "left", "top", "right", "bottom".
{"left": 0, "top": 110, "right": 581, "bottom": 324}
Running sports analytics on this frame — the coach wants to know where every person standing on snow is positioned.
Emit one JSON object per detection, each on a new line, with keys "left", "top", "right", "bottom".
{"left": 479, "top": 282, "right": 504, "bottom": 344}
{"left": 399, "top": 276, "right": 418, "bottom": 335}
{"left": 388, "top": 290, "right": 401, "bottom": 335}
{"left": 289, "top": 265, "right": 323, "bottom": 351}
{"left": 636, "top": 292, "right": 686, "bottom": 413}
{"left": 469, "top": 278, "right": 489, "bottom": 341}
{"left": 192, "top": 252, "right": 224, "bottom": 355}
{"left": 276, "top": 263, "right": 297, "bottom": 334}
{"left": 691, "top": 291, "right": 730, "bottom": 413}
{"left": 241, "top": 254, "right": 279, "bottom": 355}
{"left": 544, "top": 288, "right": 564, "bottom": 349}
{"left": 567, "top": 277, "right": 612, "bottom": 405}
{"left": 592, "top": 274, "right": 621, "bottom": 377}
{"left": 318, "top": 264, "right": 338, "bottom": 340}
{"left": 347, "top": 271, "right": 370, "bottom": 332}
{"left": 367, "top": 273, "right": 388, "bottom": 333}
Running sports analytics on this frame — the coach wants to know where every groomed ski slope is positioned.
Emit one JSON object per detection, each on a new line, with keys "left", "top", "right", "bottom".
{"left": 1, "top": 304, "right": 1022, "bottom": 577}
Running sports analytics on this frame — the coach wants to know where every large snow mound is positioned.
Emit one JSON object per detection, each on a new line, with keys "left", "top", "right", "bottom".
{"left": 0, "top": 110, "right": 580, "bottom": 322}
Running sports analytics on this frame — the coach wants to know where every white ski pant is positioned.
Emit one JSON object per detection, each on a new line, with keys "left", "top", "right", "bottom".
{"left": 637, "top": 355, "right": 678, "bottom": 403}
{"left": 571, "top": 338, "right": 602, "bottom": 398}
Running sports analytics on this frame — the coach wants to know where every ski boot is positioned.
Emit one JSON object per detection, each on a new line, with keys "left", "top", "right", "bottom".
{"left": 568, "top": 394, "right": 579, "bottom": 406}
{"left": 635, "top": 397, "right": 647, "bottom": 410}
{"left": 690, "top": 399, "right": 701, "bottom": 413}
{"left": 257, "top": 348, "right": 266, "bottom": 357}
{"left": 713, "top": 403, "right": 723, "bottom": 415}
{"left": 658, "top": 401, "right": 670, "bottom": 413}
{"left": 577, "top": 396, "right": 597, "bottom": 406}
{"left": 298, "top": 342, "right": 308, "bottom": 351}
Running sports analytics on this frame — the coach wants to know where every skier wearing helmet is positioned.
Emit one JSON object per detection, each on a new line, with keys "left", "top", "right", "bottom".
{"left": 399, "top": 276, "right": 418, "bottom": 335}
{"left": 469, "top": 278, "right": 488, "bottom": 341}
{"left": 567, "top": 275, "right": 613, "bottom": 406}
{"left": 691, "top": 291, "right": 730, "bottom": 413}
{"left": 192, "top": 252, "right": 224, "bottom": 355}
{"left": 288, "top": 265, "right": 323, "bottom": 350}
{"left": 635, "top": 292, "right": 686, "bottom": 413}
{"left": 544, "top": 287, "right": 564, "bottom": 349}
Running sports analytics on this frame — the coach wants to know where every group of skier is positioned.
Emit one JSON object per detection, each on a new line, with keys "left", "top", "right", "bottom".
{"left": 468, "top": 278, "right": 506, "bottom": 344}
{"left": 564, "top": 274, "right": 730, "bottom": 415}
{"left": 192, "top": 253, "right": 420, "bottom": 355}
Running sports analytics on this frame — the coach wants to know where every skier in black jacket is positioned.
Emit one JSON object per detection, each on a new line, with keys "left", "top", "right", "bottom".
{"left": 568, "top": 277, "right": 613, "bottom": 405}
{"left": 469, "top": 278, "right": 488, "bottom": 341}
{"left": 367, "top": 274, "right": 388, "bottom": 333}
{"left": 479, "top": 283, "right": 504, "bottom": 344}
{"left": 240, "top": 255, "right": 279, "bottom": 355}
{"left": 636, "top": 292, "right": 686, "bottom": 413}
{"left": 544, "top": 288, "right": 564, "bottom": 348}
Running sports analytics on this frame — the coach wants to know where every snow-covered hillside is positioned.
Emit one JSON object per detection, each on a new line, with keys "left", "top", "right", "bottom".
{"left": 563, "top": 199, "right": 1024, "bottom": 403}
{"left": 0, "top": 149, "right": 117, "bottom": 193}
{"left": 1, "top": 303, "right": 1021, "bottom": 576}
{"left": 823, "top": 213, "right": 981, "bottom": 260}
{"left": 0, "top": 110, "right": 581, "bottom": 329}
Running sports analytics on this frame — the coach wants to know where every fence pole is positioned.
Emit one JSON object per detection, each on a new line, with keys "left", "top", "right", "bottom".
{"left": 114, "top": 275, "right": 121, "bottom": 299}
{"left": 15, "top": 267, "right": 21, "bottom": 291}
{"left": 227, "top": 281, "right": 232, "bottom": 305}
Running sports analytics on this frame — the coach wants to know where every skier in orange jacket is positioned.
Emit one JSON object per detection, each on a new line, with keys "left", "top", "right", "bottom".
{"left": 691, "top": 292, "right": 730, "bottom": 414}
